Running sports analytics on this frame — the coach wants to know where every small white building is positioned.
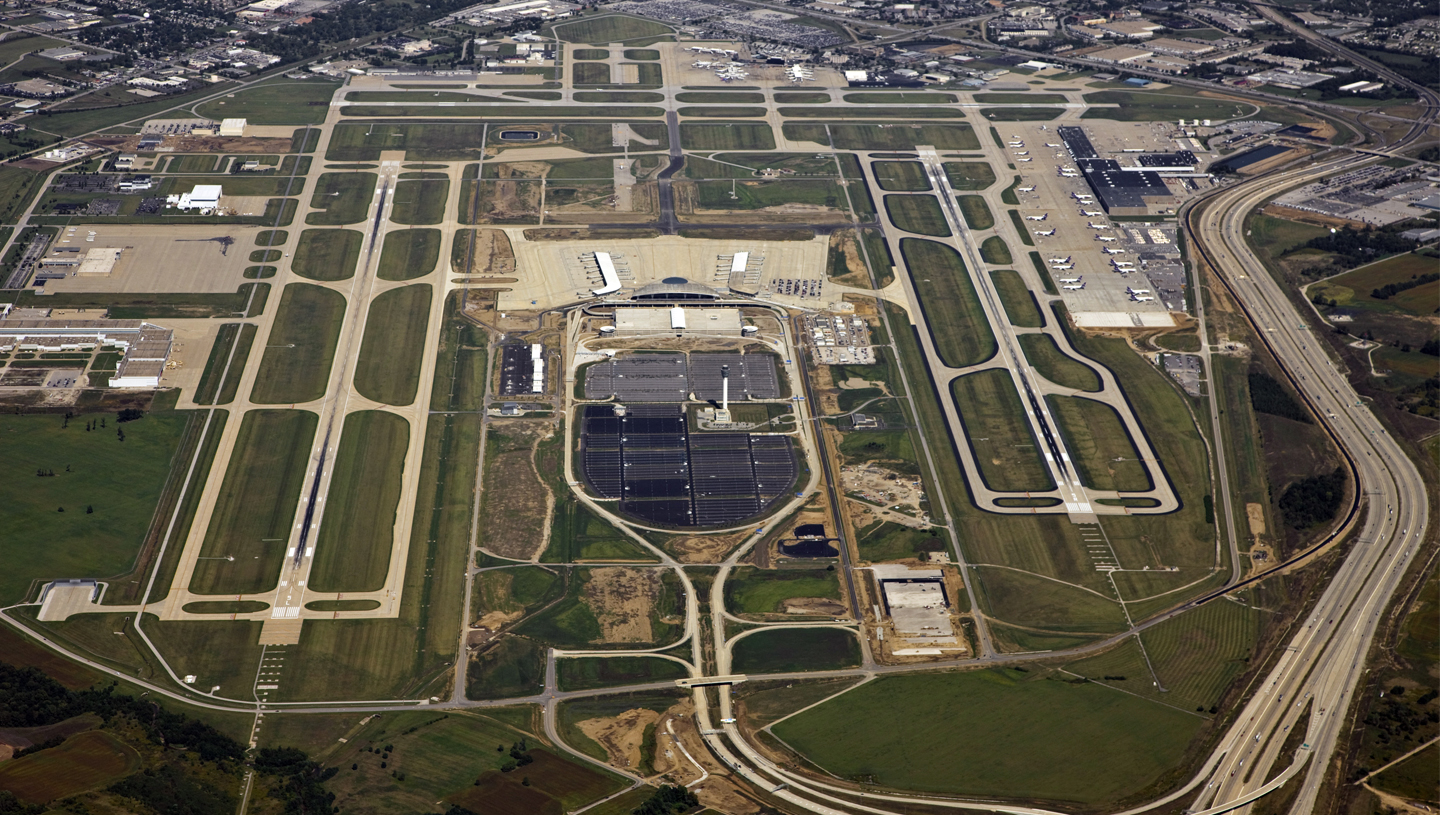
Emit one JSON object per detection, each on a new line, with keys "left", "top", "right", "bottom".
{"left": 167, "top": 184, "right": 222, "bottom": 212}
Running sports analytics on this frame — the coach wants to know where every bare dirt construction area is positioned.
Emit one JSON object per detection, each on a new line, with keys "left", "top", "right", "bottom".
{"left": 1261, "top": 205, "right": 1366, "bottom": 231}
{"left": 478, "top": 163, "right": 545, "bottom": 222}
{"left": 664, "top": 529, "right": 753, "bottom": 563}
{"left": 582, "top": 567, "right": 660, "bottom": 643}
{"left": 785, "top": 597, "right": 846, "bottom": 615}
{"left": 90, "top": 134, "right": 295, "bottom": 154}
{"left": 840, "top": 464, "right": 928, "bottom": 524}
{"left": 578, "top": 708, "right": 660, "bottom": 771}
{"left": 478, "top": 420, "right": 553, "bottom": 560}
{"left": 454, "top": 227, "right": 515, "bottom": 276}
{"left": 827, "top": 230, "right": 873, "bottom": 288}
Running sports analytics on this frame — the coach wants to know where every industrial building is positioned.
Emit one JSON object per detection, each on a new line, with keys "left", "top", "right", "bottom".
{"left": 167, "top": 184, "right": 223, "bottom": 212}
{"left": 0, "top": 308, "right": 172, "bottom": 388}
{"left": 612, "top": 306, "right": 744, "bottom": 337}
{"left": 1058, "top": 126, "right": 1179, "bottom": 214}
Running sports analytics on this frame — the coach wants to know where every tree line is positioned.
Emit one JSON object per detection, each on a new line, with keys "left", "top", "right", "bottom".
{"left": 1371, "top": 272, "right": 1439, "bottom": 300}
{"left": 1278, "top": 467, "right": 1346, "bottom": 530}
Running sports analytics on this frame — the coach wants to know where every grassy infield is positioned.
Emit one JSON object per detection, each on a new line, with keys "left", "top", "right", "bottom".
{"left": 6, "top": 95, "right": 1298, "bottom": 808}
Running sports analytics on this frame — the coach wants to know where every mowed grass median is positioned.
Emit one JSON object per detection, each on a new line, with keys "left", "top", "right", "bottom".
{"left": 251, "top": 283, "right": 347, "bottom": 404}
{"left": 391, "top": 178, "right": 449, "bottom": 225}
{"left": 292, "top": 229, "right": 362, "bottom": 281}
{"left": 773, "top": 669, "right": 1203, "bottom": 804}
{"left": 885, "top": 194, "right": 950, "bottom": 237}
{"left": 310, "top": 411, "right": 409, "bottom": 593}
{"left": 957, "top": 195, "right": 994, "bottom": 230}
{"left": 354, "top": 284, "right": 433, "bottom": 406}
{"left": 190, "top": 409, "right": 318, "bottom": 595}
{"left": 1020, "top": 333, "right": 1100, "bottom": 392}
{"left": 951, "top": 369, "right": 1055, "bottom": 493}
{"left": 990, "top": 270, "right": 1043, "bottom": 328}
{"left": 873, "top": 161, "right": 931, "bottom": 192}
{"left": 1046, "top": 396, "right": 1152, "bottom": 492}
{"left": 731, "top": 628, "right": 860, "bottom": 674}
{"left": 900, "top": 238, "right": 996, "bottom": 368}
{"left": 378, "top": 228, "right": 440, "bottom": 280}
{"left": 307, "top": 172, "right": 377, "bottom": 225}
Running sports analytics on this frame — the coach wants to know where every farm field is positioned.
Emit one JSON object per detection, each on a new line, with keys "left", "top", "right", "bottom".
{"left": 292, "top": 228, "right": 362, "bottom": 281}
{"left": 951, "top": 370, "right": 1055, "bottom": 493}
{"left": 251, "top": 283, "right": 346, "bottom": 404}
{"left": 354, "top": 284, "right": 433, "bottom": 406}
{"left": 309, "top": 411, "right": 408, "bottom": 592}
{"left": 0, "top": 730, "right": 141, "bottom": 804}
{"left": 774, "top": 669, "right": 1203, "bottom": 804}
{"left": 0, "top": 412, "right": 190, "bottom": 604}
{"left": 307, "top": 172, "right": 377, "bottom": 225}
{"left": 1020, "top": 333, "right": 1100, "bottom": 392}
{"left": 190, "top": 410, "right": 317, "bottom": 595}
{"left": 378, "top": 228, "right": 440, "bottom": 280}
{"left": 990, "top": 270, "right": 1043, "bottom": 328}
{"left": 731, "top": 628, "right": 860, "bottom": 673}
{"left": 1046, "top": 396, "right": 1151, "bottom": 493}
{"left": 1321, "top": 252, "right": 1439, "bottom": 316}
{"left": 885, "top": 194, "right": 950, "bottom": 237}
{"left": 900, "top": 238, "right": 996, "bottom": 368}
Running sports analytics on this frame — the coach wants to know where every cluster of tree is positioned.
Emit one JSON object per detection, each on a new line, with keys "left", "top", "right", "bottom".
{"left": 110, "top": 763, "right": 236, "bottom": 815}
{"left": 116, "top": 408, "right": 144, "bottom": 423}
{"left": 1278, "top": 467, "right": 1346, "bottom": 530}
{"left": 499, "top": 739, "right": 534, "bottom": 772}
{"left": 1420, "top": 339, "right": 1439, "bottom": 357}
{"left": 1249, "top": 371, "right": 1312, "bottom": 423}
{"left": 254, "top": 747, "right": 340, "bottom": 815}
{"left": 1302, "top": 227, "right": 1418, "bottom": 270}
{"left": 75, "top": 17, "right": 223, "bottom": 61}
{"left": 0, "top": 791, "right": 44, "bottom": 815}
{"left": 633, "top": 785, "right": 700, "bottom": 815}
{"left": 245, "top": 0, "right": 482, "bottom": 66}
{"left": 0, "top": 663, "right": 245, "bottom": 763}
{"left": 1263, "top": 40, "right": 1332, "bottom": 63}
{"left": 1419, "top": 145, "right": 1440, "bottom": 163}
{"left": 1371, "top": 272, "right": 1439, "bottom": 300}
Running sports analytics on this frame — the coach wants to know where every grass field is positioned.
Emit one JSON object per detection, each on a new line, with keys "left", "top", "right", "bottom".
{"left": 980, "top": 236, "right": 1012, "bottom": 265}
{"left": 1008, "top": 209, "right": 1036, "bottom": 247}
{"left": 885, "top": 194, "right": 950, "bottom": 237}
{"left": 196, "top": 80, "right": 340, "bottom": 125}
{"left": 309, "top": 411, "right": 408, "bottom": 592}
{"left": 0, "top": 412, "right": 190, "bottom": 604}
{"left": 157, "top": 175, "right": 303, "bottom": 197}
{"left": 844, "top": 93, "right": 956, "bottom": 105}
{"left": 1020, "top": 333, "right": 1100, "bottom": 392}
{"left": 679, "top": 106, "right": 767, "bottom": 118}
{"left": 783, "top": 123, "right": 978, "bottom": 150}
{"left": 0, "top": 730, "right": 140, "bottom": 804}
{"left": 307, "top": 172, "right": 377, "bottom": 225}
{"left": 855, "top": 520, "right": 945, "bottom": 563}
{"left": 430, "top": 292, "right": 488, "bottom": 412}
{"left": 478, "top": 424, "right": 550, "bottom": 560}
{"left": 1247, "top": 213, "right": 1328, "bottom": 261}
{"left": 38, "top": 82, "right": 236, "bottom": 138}
{"left": 0, "top": 166, "right": 44, "bottom": 223}
{"left": 194, "top": 323, "right": 256, "bottom": 405}
{"left": 943, "top": 162, "right": 996, "bottom": 191}
{"left": 725, "top": 567, "right": 840, "bottom": 615}
{"left": 774, "top": 92, "right": 830, "bottom": 104}
{"left": 679, "top": 123, "right": 776, "bottom": 150}
{"left": 873, "top": 161, "right": 931, "bottom": 192}
{"left": 327, "top": 123, "right": 489, "bottom": 162}
{"left": 957, "top": 195, "right": 994, "bottom": 230}
{"left": 1046, "top": 396, "right": 1151, "bottom": 492}
{"left": 391, "top": 178, "right": 449, "bottom": 225}
{"left": 731, "top": 628, "right": 860, "bottom": 674}
{"left": 558, "top": 691, "right": 684, "bottom": 762}
{"left": 1371, "top": 742, "right": 1438, "bottom": 801}
{"left": 572, "top": 62, "right": 610, "bottom": 84}
{"left": 773, "top": 669, "right": 1203, "bottom": 804}
{"left": 1322, "top": 252, "right": 1440, "bottom": 317}
{"left": 990, "top": 270, "right": 1043, "bottom": 328}
{"left": 572, "top": 91, "right": 665, "bottom": 103}
{"left": 980, "top": 108, "right": 1063, "bottom": 121}
{"left": 292, "top": 228, "right": 362, "bottom": 281}
{"left": 624, "top": 48, "right": 659, "bottom": 60}
{"left": 551, "top": 13, "right": 673, "bottom": 43}
{"left": 683, "top": 152, "right": 836, "bottom": 179}
{"left": 1081, "top": 90, "right": 1256, "bottom": 122}
{"left": 572, "top": 48, "right": 608, "bottom": 59}
{"left": 900, "top": 238, "right": 996, "bottom": 368}
{"left": 675, "top": 91, "right": 765, "bottom": 104}
{"left": 693, "top": 179, "right": 850, "bottom": 213}
{"left": 190, "top": 410, "right": 317, "bottom": 595}
{"left": 975, "top": 567, "right": 1126, "bottom": 633}
{"left": 556, "top": 656, "right": 689, "bottom": 691}
{"left": 250, "top": 283, "right": 346, "bottom": 404}
{"left": 337, "top": 105, "right": 667, "bottom": 118}
{"left": 974, "top": 93, "right": 1068, "bottom": 104}
{"left": 1138, "top": 600, "right": 1261, "bottom": 711}
{"left": 781, "top": 107, "right": 963, "bottom": 120}
{"left": 467, "top": 635, "right": 544, "bottom": 699}
{"left": 951, "top": 370, "right": 1054, "bottom": 492}
{"left": 378, "top": 228, "right": 440, "bottom": 281}
{"left": 355, "top": 284, "right": 433, "bottom": 406}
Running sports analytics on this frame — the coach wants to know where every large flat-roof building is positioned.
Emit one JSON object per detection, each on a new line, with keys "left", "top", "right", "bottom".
{"left": 0, "top": 309, "right": 172, "bottom": 388}
{"left": 613, "top": 306, "right": 744, "bottom": 337}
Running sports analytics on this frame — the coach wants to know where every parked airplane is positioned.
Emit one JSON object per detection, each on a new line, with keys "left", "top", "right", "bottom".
{"left": 1034, "top": 229, "right": 1056, "bottom": 236}
{"left": 1046, "top": 143, "right": 1062, "bottom": 147}
{"left": 1025, "top": 214, "right": 1048, "bottom": 221}
{"left": 1047, "top": 257, "right": 1071, "bottom": 264}
{"left": 1126, "top": 288, "right": 1150, "bottom": 294}
{"left": 1090, "top": 223, "right": 1111, "bottom": 230}
{"left": 1131, "top": 294, "right": 1155, "bottom": 302}
{"left": 1052, "top": 264, "right": 1073, "bottom": 270}
{"left": 1096, "top": 235, "right": 1117, "bottom": 242}
{"left": 1018, "top": 158, "right": 1032, "bottom": 162}
{"left": 1058, "top": 277, "right": 1082, "bottom": 283}
{"left": 1082, "top": 210, "right": 1103, "bottom": 216}
{"left": 1017, "top": 185, "right": 1036, "bottom": 192}
{"left": 1063, "top": 283, "right": 1087, "bottom": 290}
{"left": 1014, "top": 151, "right": 1029, "bottom": 156}
{"left": 1104, "top": 247, "right": 1126, "bottom": 254}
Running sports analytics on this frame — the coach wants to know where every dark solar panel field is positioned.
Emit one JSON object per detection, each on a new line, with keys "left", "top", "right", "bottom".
{"left": 583, "top": 353, "right": 779, "bottom": 402}
{"left": 581, "top": 404, "right": 796, "bottom": 527}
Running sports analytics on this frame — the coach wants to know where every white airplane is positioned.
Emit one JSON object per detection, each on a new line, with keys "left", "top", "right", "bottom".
{"left": 1132, "top": 295, "right": 1155, "bottom": 302}
{"left": 1008, "top": 141, "right": 1024, "bottom": 146}
{"left": 1090, "top": 223, "right": 1111, "bottom": 230}
{"left": 1052, "top": 264, "right": 1073, "bottom": 270}
{"left": 1104, "top": 247, "right": 1126, "bottom": 254}
{"left": 1063, "top": 283, "right": 1086, "bottom": 290}
{"left": 1014, "top": 151, "right": 1029, "bottom": 156}
{"left": 1082, "top": 210, "right": 1103, "bottom": 216}
{"left": 1127, "top": 288, "right": 1150, "bottom": 294}
{"left": 1018, "top": 185, "right": 1035, "bottom": 192}
{"left": 1025, "top": 214, "right": 1047, "bottom": 221}
{"left": 1034, "top": 228, "right": 1055, "bottom": 236}
{"left": 1061, "top": 172, "right": 1079, "bottom": 177}
{"left": 1058, "top": 276, "right": 1081, "bottom": 283}
{"left": 1096, "top": 235, "right": 1117, "bottom": 242}
{"left": 1046, "top": 143, "right": 1062, "bottom": 147}
{"left": 1047, "top": 257, "right": 1071, "bottom": 264}
{"left": 1018, "top": 158, "right": 1032, "bottom": 162}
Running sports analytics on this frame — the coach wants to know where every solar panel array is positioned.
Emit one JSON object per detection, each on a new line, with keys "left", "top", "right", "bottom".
{"left": 580, "top": 404, "right": 796, "bottom": 527}
{"left": 583, "top": 353, "right": 779, "bottom": 403}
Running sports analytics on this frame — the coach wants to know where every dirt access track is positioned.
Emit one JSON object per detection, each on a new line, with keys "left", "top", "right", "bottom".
{"left": 582, "top": 567, "right": 661, "bottom": 643}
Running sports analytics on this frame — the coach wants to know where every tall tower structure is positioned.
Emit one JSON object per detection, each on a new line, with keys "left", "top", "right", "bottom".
{"left": 715, "top": 364, "right": 732, "bottom": 424}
